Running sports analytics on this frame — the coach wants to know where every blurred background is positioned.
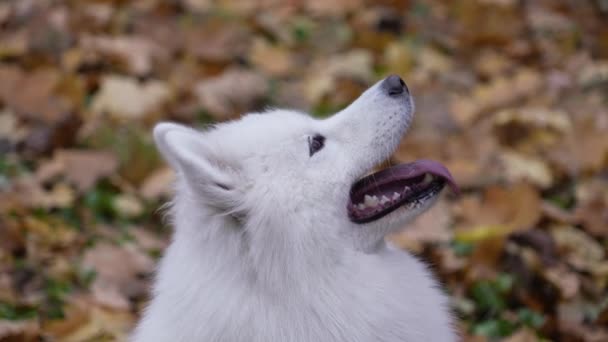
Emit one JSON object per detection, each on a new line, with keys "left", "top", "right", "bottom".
{"left": 0, "top": 0, "right": 607, "bottom": 340}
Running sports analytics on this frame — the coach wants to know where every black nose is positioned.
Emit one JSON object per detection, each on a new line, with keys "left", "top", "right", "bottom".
{"left": 381, "top": 74, "right": 409, "bottom": 96}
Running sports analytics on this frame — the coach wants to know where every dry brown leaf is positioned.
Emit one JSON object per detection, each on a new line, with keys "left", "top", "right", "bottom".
{"left": 305, "top": 49, "right": 373, "bottom": 103}
{"left": 455, "top": 0, "right": 524, "bottom": 46}
{"left": 91, "top": 76, "right": 172, "bottom": 121}
{"left": 443, "top": 158, "right": 483, "bottom": 189}
{"left": 541, "top": 201, "right": 578, "bottom": 225}
{"left": 503, "top": 328, "right": 538, "bottom": 342}
{"left": 0, "top": 109, "right": 27, "bottom": 143}
{"left": 139, "top": 167, "right": 175, "bottom": 201}
{"left": 450, "top": 69, "right": 543, "bottom": 125}
{"left": 185, "top": 20, "right": 251, "bottom": 62}
{"left": 492, "top": 107, "right": 572, "bottom": 154}
{"left": 455, "top": 183, "right": 542, "bottom": 240}
{"left": 45, "top": 182, "right": 75, "bottom": 208}
{"left": 194, "top": 68, "right": 269, "bottom": 120}
{"left": 409, "top": 47, "right": 454, "bottom": 84}
{"left": 44, "top": 296, "right": 134, "bottom": 342}
{"left": 383, "top": 41, "right": 415, "bottom": 77}
{"left": 499, "top": 150, "right": 553, "bottom": 188}
{"left": 474, "top": 49, "right": 513, "bottom": 77}
{"left": 56, "top": 149, "right": 119, "bottom": 192}
{"left": 493, "top": 107, "right": 571, "bottom": 134}
{"left": 573, "top": 179, "right": 608, "bottom": 237}
{"left": 0, "top": 319, "right": 39, "bottom": 341}
{"left": 578, "top": 60, "right": 608, "bottom": 87}
{"left": 183, "top": 0, "right": 211, "bottom": 12}
{"left": 543, "top": 266, "right": 580, "bottom": 299}
{"left": 61, "top": 307, "right": 134, "bottom": 342}
{"left": 250, "top": 38, "right": 293, "bottom": 76}
{"left": 0, "top": 67, "right": 72, "bottom": 124}
{"left": 390, "top": 199, "right": 453, "bottom": 251}
{"left": 112, "top": 194, "right": 144, "bottom": 218}
{"left": 130, "top": 227, "right": 167, "bottom": 252}
{"left": 305, "top": 0, "right": 363, "bottom": 16}
{"left": 43, "top": 296, "right": 91, "bottom": 339}
{"left": 80, "top": 34, "right": 168, "bottom": 75}
{"left": 23, "top": 216, "right": 78, "bottom": 249}
{"left": 558, "top": 298, "right": 608, "bottom": 341}
{"left": 551, "top": 225, "right": 606, "bottom": 275}
{"left": 574, "top": 200, "right": 608, "bottom": 238}
{"left": 82, "top": 242, "right": 155, "bottom": 311}
{"left": 467, "top": 237, "right": 506, "bottom": 279}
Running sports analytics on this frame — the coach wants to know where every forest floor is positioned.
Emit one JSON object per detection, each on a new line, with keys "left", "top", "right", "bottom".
{"left": 0, "top": 0, "right": 607, "bottom": 341}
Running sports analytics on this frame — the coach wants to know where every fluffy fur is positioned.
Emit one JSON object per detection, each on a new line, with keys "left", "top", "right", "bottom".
{"left": 132, "top": 78, "right": 456, "bottom": 341}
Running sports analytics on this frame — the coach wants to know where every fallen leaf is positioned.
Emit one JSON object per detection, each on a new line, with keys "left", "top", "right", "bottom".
{"left": 61, "top": 307, "right": 134, "bottom": 342}
{"left": 304, "top": 0, "right": 364, "bottom": 16}
{"left": 502, "top": 328, "right": 538, "bottom": 342}
{"left": 184, "top": 19, "right": 251, "bottom": 62}
{"left": 182, "top": 0, "right": 211, "bottom": 12}
{"left": 43, "top": 296, "right": 134, "bottom": 342}
{"left": 573, "top": 179, "right": 608, "bottom": 237}
{"left": 250, "top": 38, "right": 293, "bottom": 76}
{"left": 82, "top": 242, "right": 155, "bottom": 311}
{"left": 411, "top": 47, "right": 454, "bottom": 84}
{"left": 0, "top": 67, "right": 72, "bottom": 124}
{"left": 543, "top": 266, "right": 580, "bottom": 299}
{"left": 56, "top": 149, "right": 119, "bottom": 192}
{"left": 474, "top": 49, "right": 513, "bottom": 78}
{"left": 578, "top": 60, "right": 608, "bottom": 88}
{"left": 455, "top": 183, "right": 542, "bottom": 240}
{"left": 492, "top": 107, "right": 572, "bottom": 151}
{"left": 390, "top": 199, "right": 453, "bottom": 251}
{"left": 455, "top": 224, "right": 511, "bottom": 243}
{"left": 499, "top": 150, "right": 553, "bottom": 188}
{"left": 112, "top": 194, "right": 144, "bottom": 218}
{"left": 139, "top": 167, "right": 175, "bottom": 201}
{"left": 0, "top": 109, "right": 27, "bottom": 144}
{"left": 80, "top": 34, "right": 168, "bottom": 75}
{"left": 383, "top": 41, "right": 415, "bottom": 77}
{"left": 551, "top": 225, "right": 606, "bottom": 275}
{"left": 450, "top": 69, "right": 543, "bottom": 125}
{"left": 91, "top": 75, "right": 172, "bottom": 121}
{"left": 194, "top": 68, "right": 269, "bottom": 120}
{"left": 0, "top": 319, "right": 39, "bottom": 341}
{"left": 305, "top": 49, "right": 373, "bottom": 103}
{"left": 130, "top": 227, "right": 167, "bottom": 252}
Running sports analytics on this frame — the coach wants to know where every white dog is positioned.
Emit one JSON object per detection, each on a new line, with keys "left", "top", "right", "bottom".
{"left": 132, "top": 75, "right": 458, "bottom": 341}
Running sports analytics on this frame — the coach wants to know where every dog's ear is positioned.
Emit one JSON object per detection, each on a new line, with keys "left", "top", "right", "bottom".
{"left": 153, "top": 122, "right": 241, "bottom": 211}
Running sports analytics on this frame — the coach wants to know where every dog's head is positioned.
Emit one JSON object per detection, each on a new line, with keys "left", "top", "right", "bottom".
{"left": 155, "top": 75, "right": 456, "bottom": 252}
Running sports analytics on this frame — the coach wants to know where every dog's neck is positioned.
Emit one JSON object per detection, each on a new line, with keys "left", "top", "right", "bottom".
{"left": 167, "top": 189, "right": 358, "bottom": 298}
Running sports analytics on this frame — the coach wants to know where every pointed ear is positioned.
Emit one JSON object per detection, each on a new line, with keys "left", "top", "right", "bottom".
{"left": 153, "top": 122, "right": 241, "bottom": 211}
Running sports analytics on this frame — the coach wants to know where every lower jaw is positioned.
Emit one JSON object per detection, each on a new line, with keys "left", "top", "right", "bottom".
{"left": 348, "top": 181, "right": 445, "bottom": 224}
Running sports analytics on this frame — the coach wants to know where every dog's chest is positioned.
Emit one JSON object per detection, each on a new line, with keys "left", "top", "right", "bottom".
{"left": 156, "top": 263, "right": 438, "bottom": 341}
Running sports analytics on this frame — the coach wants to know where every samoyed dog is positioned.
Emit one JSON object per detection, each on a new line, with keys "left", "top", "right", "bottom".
{"left": 132, "top": 75, "right": 458, "bottom": 341}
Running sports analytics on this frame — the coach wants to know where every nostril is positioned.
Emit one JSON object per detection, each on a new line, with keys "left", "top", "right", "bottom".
{"left": 382, "top": 74, "right": 408, "bottom": 96}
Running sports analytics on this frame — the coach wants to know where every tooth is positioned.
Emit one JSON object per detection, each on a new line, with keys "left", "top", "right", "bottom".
{"left": 380, "top": 195, "right": 390, "bottom": 204}
{"left": 403, "top": 186, "right": 410, "bottom": 192}
{"left": 357, "top": 203, "right": 366, "bottom": 210}
{"left": 422, "top": 173, "right": 433, "bottom": 185}
{"left": 364, "top": 195, "right": 379, "bottom": 207}
{"left": 392, "top": 192, "right": 400, "bottom": 200}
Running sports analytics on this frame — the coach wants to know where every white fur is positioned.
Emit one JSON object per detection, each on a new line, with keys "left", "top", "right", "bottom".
{"left": 132, "top": 79, "right": 456, "bottom": 341}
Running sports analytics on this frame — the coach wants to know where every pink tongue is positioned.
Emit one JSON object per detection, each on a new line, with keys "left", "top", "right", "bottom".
{"left": 366, "top": 159, "right": 459, "bottom": 195}
{"left": 404, "top": 159, "right": 459, "bottom": 195}
{"left": 351, "top": 159, "right": 460, "bottom": 197}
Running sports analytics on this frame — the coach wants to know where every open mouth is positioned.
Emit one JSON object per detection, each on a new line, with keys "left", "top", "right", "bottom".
{"left": 347, "top": 160, "right": 459, "bottom": 224}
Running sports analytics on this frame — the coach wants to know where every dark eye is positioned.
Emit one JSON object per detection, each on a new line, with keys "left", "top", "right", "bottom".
{"left": 308, "top": 134, "right": 325, "bottom": 156}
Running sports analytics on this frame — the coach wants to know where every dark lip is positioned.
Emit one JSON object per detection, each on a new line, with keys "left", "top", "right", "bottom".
{"left": 347, "top": 159, "right": 459, "bottom": 224}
